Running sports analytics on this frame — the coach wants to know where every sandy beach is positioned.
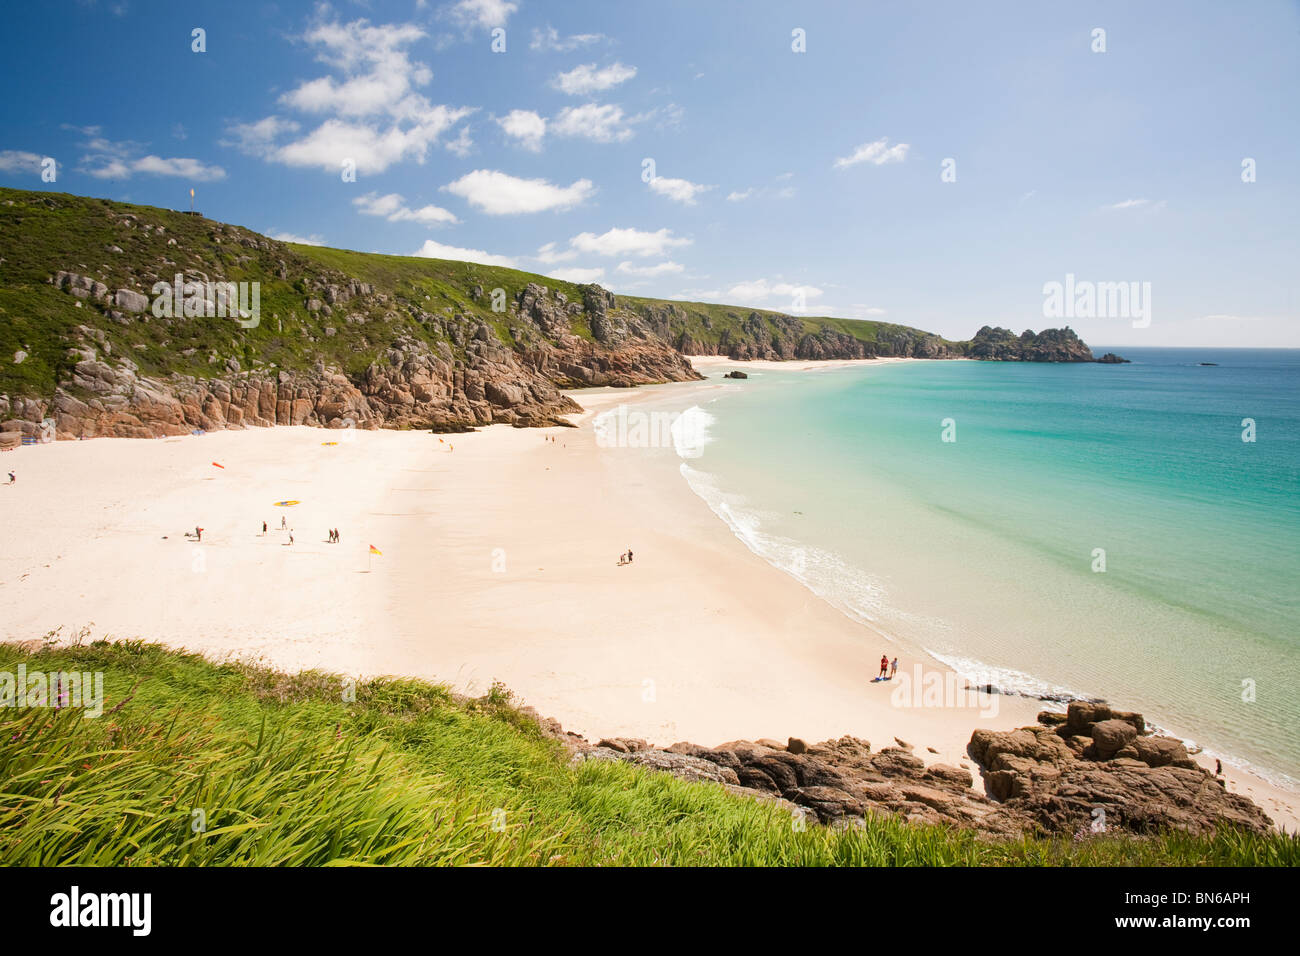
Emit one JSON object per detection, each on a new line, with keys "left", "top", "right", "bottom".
{"left": 1, "top": 363, "right": 1295, "bottom": 830}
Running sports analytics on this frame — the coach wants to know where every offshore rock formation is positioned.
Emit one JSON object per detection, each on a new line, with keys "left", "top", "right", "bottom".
{"left": 966, "top": 325, "right": 1102, "bottom": 362}
{"left": 515, "top": 699, "right": 1272, "bottom": 838}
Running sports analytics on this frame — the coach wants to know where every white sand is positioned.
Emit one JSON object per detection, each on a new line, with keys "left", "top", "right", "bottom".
{"left": 1, "top": 369, "right": 1295, "bottom": 831}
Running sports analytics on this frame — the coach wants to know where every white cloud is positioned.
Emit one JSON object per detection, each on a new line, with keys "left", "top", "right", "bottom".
{"left": 273, "top": 110, "right": 470, "bottom": 173}
{"left": 497, "top": 109, "right": 546, "bottom": 151}
{"left": 73, "top": 129, "right": 225, "bottom": 181}
{"left": 724, "top": 279, "right": 825, "bottom": 308}
{"left": 617, "top": 260, "right": 685, "bottom": 277}
{"left": 553, "top": 62, "right": 637, "bottom": 96}
{"left": 725, "top": 174, "right": 797, "bottom": 202}
{"left": 444, "top": 125, "right": 474, "bottom": 157}
{"left": 223, "top": 117, "right": 301, "bottom": 157}
{"left": 285, "top": 20, "right": 432, "bottom": 118}
{"left": 551, "top": 103, "right": 636, "bottom": 143}
{"left": 1105, "top": 198, "right": 1165, "bottom": 210}
{"left": 667, "top": 288, "right": 722, "bottom": 302}
{"left": 354, "top": 191, "right": 459, "bottom": 225}
{"left": 443, "top": 169, "right": 595, "bottom": 215}
{"left": 64, "top": 125, "right": 224, "bottom": 181}
{"left": 413, "top": 238, "right": 517, "bottom": 267}
{"left": 231, "top": 17, "right": 472, "bottom": 175}
{"left": 834, "top": 138, "right": 909, "bottom": 169}
{"left": 548, "top": 266, "right": 605, "bottom": 283}
{"left": 530, "top": 25, "right": 605, "bottom": 51}
{"left": 446, "top": 0, "right": 518, "bottom": 29}
{"left": 128, "top": 155, "right": 227, "bottom": 181}
{"left": 0, "top": 150, "right": 48, "bottom": 174}
{"left": 569, "top": 227, "right": 691, "bottom": 258}
{"left": 648, "top": 176, "right": 711, "bottom": 205}
{"left": 535, "top": 241, "right": 577, "bottom": 264}
{"left": 267, "top": 230, "right": 326, "bottom": 246}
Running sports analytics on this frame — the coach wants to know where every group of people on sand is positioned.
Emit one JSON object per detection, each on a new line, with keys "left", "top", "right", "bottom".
{"left": 327, "top": 528, "right": 341, "bottom": 543}
{"left": 256, "top": 516, "right": 296, "bottom": 545}
{"left": 877, "top": 654, "right": 899, "bottom": 680}
{"left": 618, "top": 548, "right": 634, "bottom": 565}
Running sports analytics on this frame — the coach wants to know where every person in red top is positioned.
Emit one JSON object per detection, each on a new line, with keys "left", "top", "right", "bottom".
{"left": 879, "top": 655, "right": 889, "bottom": 679}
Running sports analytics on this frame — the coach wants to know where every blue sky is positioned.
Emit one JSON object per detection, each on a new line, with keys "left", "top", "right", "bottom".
{"left": 2, "top": 0, "right": 1297, "bottom": 347}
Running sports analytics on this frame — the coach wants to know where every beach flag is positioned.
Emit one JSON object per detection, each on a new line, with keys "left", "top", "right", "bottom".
{"left": 369, "top": 545, "right": 382, "bottom": 556}
{"left": 211, "top": 461, "right": 224, "bottom": 468}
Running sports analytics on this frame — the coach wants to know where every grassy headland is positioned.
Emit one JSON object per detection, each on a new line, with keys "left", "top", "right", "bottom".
{"left": 1, "top": 640, "right": 1293, "bottom": 866}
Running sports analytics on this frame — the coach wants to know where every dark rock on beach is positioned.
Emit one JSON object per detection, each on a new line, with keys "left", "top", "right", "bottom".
{"left": 964, "top": 702, "right": 1270, "bottom": 836}
{"left": 511, "top": 699, "right": 1272, "bottom": 839}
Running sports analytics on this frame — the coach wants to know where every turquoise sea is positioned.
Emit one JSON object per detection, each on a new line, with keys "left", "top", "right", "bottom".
{"left": 666, "top": 349, "right": 1300, "bottom": 786}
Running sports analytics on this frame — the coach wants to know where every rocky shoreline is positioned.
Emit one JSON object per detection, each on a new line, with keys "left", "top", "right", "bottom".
{"left": 517, "top": 700, "right": 1272, "bottom": 837}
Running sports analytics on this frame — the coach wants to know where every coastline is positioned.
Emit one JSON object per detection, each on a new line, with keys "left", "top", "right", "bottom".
{"left": 0, "top": 362, "right": 1295, "bottom": 831}
{"left": 686, "top": 355, "right": 934, "bottom": 372}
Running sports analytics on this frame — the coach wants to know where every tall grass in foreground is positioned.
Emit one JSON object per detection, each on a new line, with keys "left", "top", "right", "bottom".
{"left": 1, "top": 641, "right": 1296, "bottom": 866}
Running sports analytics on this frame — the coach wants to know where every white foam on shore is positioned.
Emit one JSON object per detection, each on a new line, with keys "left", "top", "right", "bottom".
{"left": 925, "top": 649, "right": 1090, "bottom": 706}
{"left": 679, "top": 462, "right": 900, "bottom": 635}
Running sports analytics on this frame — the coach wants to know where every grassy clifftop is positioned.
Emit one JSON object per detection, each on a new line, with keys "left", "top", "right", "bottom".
{"left": 0, "top": 187, "right": 963, "bottom": 404}
{"left": 1, "top": 640, "right": 1293, "bottom": 866}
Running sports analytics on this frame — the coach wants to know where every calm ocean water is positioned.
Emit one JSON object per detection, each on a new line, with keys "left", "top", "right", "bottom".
{"left": 662, "top": 349, "right": 1300, "bottom": 786}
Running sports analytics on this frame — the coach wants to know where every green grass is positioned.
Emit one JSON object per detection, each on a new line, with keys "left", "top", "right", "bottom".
{"left": 2, "top": 640, "right": 1294, "bottom": 867}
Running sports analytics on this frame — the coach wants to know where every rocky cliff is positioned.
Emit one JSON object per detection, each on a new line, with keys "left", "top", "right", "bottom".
{"left": 0, "top": 187, "right": 1120, "bottom": 443}
{"left": 0, "top": 189, "right": 697, "bottom": 441}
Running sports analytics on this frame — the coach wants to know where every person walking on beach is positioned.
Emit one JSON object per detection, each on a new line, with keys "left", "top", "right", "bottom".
{"left": 195, "top": 526, "right": 203, "bottom": 543}
{"left": 890, "top": 657, "right": 899, "bottom": 678}
{"left": 879, "top": 655, "right": 889, "bottom": 679}
{"left": 1215, "top": 759, "right": 1223, "bottom": 777}
{"left": 262, "top": 520, "right": 267, "bottom": 534}
{"left": 627, "top": 548, "right": 633, "bottom": 564}
{"left": 281, "top": 515, "right": 287, "bottom": 531}
{"left": 6, "top": 471, "right": 14, "bottom": 484}
{"left": 289, "top": 530, "right": 294, "bottom": 546}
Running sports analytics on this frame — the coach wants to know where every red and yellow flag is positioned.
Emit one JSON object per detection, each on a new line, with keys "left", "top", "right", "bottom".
{"left": 369, "top": 545, "right": 382, "bottom": 556}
